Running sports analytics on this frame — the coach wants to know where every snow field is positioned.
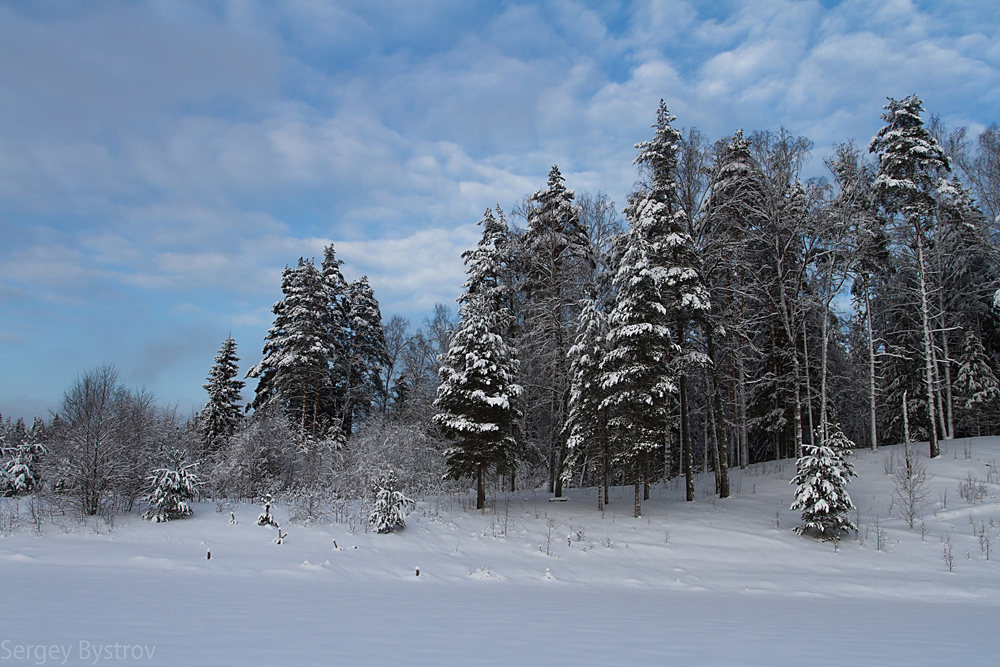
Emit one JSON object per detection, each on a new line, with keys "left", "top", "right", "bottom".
{"left": 2, "top": 437, "right": 1000, "bottom": 665}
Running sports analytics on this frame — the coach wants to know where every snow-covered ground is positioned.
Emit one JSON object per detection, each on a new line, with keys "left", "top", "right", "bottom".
{"left": 3, "top": 438, "right": 1000, "bottom": 666}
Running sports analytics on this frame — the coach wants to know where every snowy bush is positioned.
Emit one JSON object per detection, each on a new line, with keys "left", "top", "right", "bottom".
{"left": 790, "top": 425, "right": 857, "bottom": 538}
{"left": 368, "top": 470, "right": 414, "bottom": 534}
{"left": 286, "top": 485, "right": 333, "bottom": 526}
{"left": 344, "top": 415, "right": 452, "bottom": 499}
{"left": 210, "top": 406, "right": 295, "bottom": 500}
{"left": 257, "top": 493, "right": 280, "bottom": 528}
{"left": 142, "top": 450, "right": 201, "bottom": 523}
{"left": 2, "top": 436, "right": 46, "bottom": 497}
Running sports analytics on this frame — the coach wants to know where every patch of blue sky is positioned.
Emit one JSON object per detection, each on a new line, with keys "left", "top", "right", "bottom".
{"left": 0, "top": 0, "right": 998, "bottom": 419}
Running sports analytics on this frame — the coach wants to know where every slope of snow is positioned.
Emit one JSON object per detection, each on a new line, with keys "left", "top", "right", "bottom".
{"left": 2, "top": 438, "right": 999, "bottom": 665}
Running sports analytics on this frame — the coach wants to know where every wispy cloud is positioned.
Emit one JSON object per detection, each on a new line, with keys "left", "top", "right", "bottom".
{"left": 1, "top": 0, "right": 997, "bottom": 417}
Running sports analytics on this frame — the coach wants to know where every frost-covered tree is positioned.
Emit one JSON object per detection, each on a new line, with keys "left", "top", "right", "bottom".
{"left": 368, "top": 469, "right": 414, "bottom": 534}
{"left": 629, "top": 100, "right": 711, "bottom": 502}
{"left": 832, "top": 142, "right": 888, "bottom": 452}
{"left": 461, "top": 206, "right": 516, "bottom": 316}
{"left": 200, "top": 334, "right": 245, "bottom": 457}
{"left": 248, "top": 259, "right": 332, "bottom": 440}
{"left": 602, "top": 194, "right": 677, "bottom": 518}
{"left": 212, "top": 405, "right": 295, "bottom": 499}
{"left": 47, "top": 365, "right": 158, "bottom": 517}
{"left": 870, "top": 95, "right": 951, "bottom": 458}
{"left": 520, "top": 166, "right": 593, "bottom": 496}
{"left": 703, "top": 129, "right": 765, "bottom": 469}
{"left": 955, "top": 330, "right": 1000, "bottom": 435}
{"left": 142, "top": 449, "right": 201, "bottom": 522}
{"left": 434, "top": 294, "right": 522, "bottom": 510}
{"left": 1, "top": 422, "right": 46, "bottom": 497}
{"left": 746, "top": 130, "right": 815, "bottom": 462}
{"left": 342, "top": 276, "right": 390, "bottom": 435}
{"left": 564, "top": 298, "right": 610, "bottom": 509}
{"left": 790, "top": 424, "right": 857, "bottom": 538}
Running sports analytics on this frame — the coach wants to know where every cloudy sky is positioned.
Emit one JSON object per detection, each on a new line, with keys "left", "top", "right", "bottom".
{"left": 1, "top": 0, "right": 998, "bottom": 420}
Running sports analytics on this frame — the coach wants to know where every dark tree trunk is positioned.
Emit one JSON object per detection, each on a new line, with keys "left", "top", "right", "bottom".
{"left": 476, "top": 463, "right": 485, "bottom": 510}
{"left": 680, "top": 373, "right": 695, "bottom": 502}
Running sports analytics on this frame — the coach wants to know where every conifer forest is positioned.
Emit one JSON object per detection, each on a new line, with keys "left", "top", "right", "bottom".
{"left": 5, "top": 94, "right": 1000, "bottom": 525}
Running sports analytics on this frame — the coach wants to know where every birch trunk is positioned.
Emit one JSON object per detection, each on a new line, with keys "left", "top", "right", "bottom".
{"left": 915, "top": 232, "right": 940, "bottom": 458}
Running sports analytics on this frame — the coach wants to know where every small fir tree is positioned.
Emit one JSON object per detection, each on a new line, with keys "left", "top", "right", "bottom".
{"left": 201, "top": 334, "right": 245, "bottom": 456}
{"left": 790, "top": 424, "right": 857, "bottom": 538}
{"left": 955, "top": 330, "right": 1000, "bottom": 409}
{"left": 3, "top": 440, "right": 46, "bottom": 496}
{"left": 2, "top": 419, "right": 46, "bottom": 497}
{"left": 368, "top": 469, "right": 414, "bottom": 534}
{"left": 142, "top": 450, "right": 201, "bottom": 523}
{"left": 954, "top": 330, "right": 1000, "bottom": 435}
{"left": 257, "top": 493, "right": 280, "bottom": 528}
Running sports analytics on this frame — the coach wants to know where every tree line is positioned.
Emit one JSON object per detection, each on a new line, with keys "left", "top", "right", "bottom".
{"left": 4, "top": 94, "right": 1000, "bottom": 522}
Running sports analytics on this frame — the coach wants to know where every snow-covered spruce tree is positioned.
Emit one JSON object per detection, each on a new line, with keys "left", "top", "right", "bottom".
{"left": 629, "top": 100, "right": 712, "bottom": 502}
{"left": 434, "top": 294, "right": 522, "bottom": 510}
{"left": 461, "top": 206, "right": 516, "bottom": 316}
{"left": 200, "top": 334, "right": 245, "bottom": 457}
{"left": 602, "top": 192, "right": 677, "bottom": 518}
{"left": 520, "top": 166, "right": 593, "bottom": 496}
{"left": 368, "top": 469, "right": 414, "bottom": 534}
{"left": 342, "top": 276, "right": 390, "bottom": 436}
{"left": 564, "top": 298, "right": 610, "bottom": 509}
{"left": 790, "top": 424, "right": 857, "bottom": 538}
{"left": 870, "top": 95, "right": 951, "bottom": 458}
{"left": 1, "top": 424, "right": 46, "bottom": 497}
{"left": 248, "top": 258, "right": 333, "bottom": 442}
{"left": 142, "top": 450, "right": 201, "bottom": 523}
{"left": 954, "top": 330, "right": 1000, "bottom": 435}
{"left": 318, "top": 243, "right": 352, "bottom": 427}
{"left": 461, "top": 205, "right": 521, "bottom": 484}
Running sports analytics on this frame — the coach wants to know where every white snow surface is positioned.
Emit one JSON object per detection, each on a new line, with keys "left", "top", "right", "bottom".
{"left": 3, "top": 438, "right": 1000, "bottom": 665}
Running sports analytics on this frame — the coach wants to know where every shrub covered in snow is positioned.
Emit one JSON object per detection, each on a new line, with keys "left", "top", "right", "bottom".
{"left": 142, "top": 450, "right": 201, "bottom": 522}
{"left": 368, "top": 470, "right": 414, "bottom": 534}
{"left": 257, "top": 493, "right": 280, "bottom": 528}
{"left": 2, "top": 437, "right": 46, "bottom": 497}
{"left": 790, "top": 425, "right": 857, "bottom": 538}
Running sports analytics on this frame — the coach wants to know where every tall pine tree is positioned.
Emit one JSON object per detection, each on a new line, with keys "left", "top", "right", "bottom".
{"left": 520, "top": 166, "right": 593, "bottom": 496}
{"left": 342, "top": 276, "right": 390, "bottom": 436}
{"left": 200, "top": 334, "right": 245, "bottom": 457}
{"left": 870, "top": 95, "right": 951, "bottom": 457}
{"left": 248, "top": 258, "right": 333, "bottom": 440}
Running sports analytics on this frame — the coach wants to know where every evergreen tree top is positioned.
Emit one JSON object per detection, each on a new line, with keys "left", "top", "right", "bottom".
{"left": 869, "top": 95, "right": 950, "bottom": 211}
{"left": 461, "top": 206, "right": 512, "bottom": 305}
{"left": 633, "top": 99, "right": 683, "bottom": 199}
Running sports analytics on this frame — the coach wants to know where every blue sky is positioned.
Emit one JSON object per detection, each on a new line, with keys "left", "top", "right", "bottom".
{"left": 1, "top": 0, "right": 998, "bottom": 420}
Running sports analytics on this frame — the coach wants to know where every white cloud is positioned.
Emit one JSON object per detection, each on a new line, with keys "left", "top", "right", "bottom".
{"left": 2, "top": 0, "right": 1000, "bottom": 417}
